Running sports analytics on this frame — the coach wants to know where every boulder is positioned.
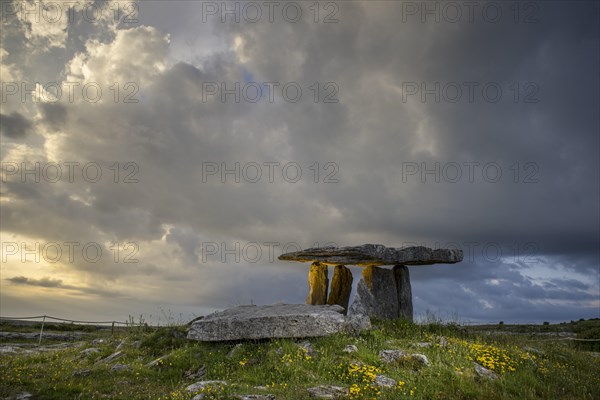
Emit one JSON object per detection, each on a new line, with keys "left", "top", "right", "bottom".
{"left": 307, "top": 262, "right": 329, "bottom": 305}
{"left": 379, "top": 350, "right": 430, "bottom": 366}
{"left": 349, "top": 266, "right": 399, "bottom": 319}
{"left": 474, "top": 362, "right": 498, "bottom": 380}
{"left": 327, "top": 265, "right": 353, "bottom": 313}
{"left": 374, "top": 375, "right": 397, "bottom": 388}
{"left": 393, "top": 265, "right": 413, "bottom": 322}
{"left": 279, "top": 244, "right": 463, "bottom": 266}
{"left": 187, "top": 304, "right": 370, "bottom": 341}
{"left": 378, "top": 349, "right": 409, "bottom": 363}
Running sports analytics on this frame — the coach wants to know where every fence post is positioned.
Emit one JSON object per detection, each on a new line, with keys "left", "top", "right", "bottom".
{"left": 111, "top": 321, "right": 115, "bottom": 336}
{"left": 38, "top": 316, "right": 46, "bottom": 346}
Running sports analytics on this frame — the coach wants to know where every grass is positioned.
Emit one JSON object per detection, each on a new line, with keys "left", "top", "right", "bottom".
{"left": 1, "top": 318, "right": 599, "bottom": 399}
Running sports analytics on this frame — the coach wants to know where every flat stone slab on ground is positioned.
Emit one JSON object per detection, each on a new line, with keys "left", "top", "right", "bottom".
{"left": 279, "top": 244, "right": 463, "bottom": 266}
{"left": 187, "top": 304, "right": 370, "bottom": 342}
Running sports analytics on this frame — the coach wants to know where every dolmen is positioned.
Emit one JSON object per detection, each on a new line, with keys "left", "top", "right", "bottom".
{"left": 186, "top": 244, "right": 462, "bottom": 342}
{"left": 278, "top": 244, "right": 463, "bottom": 322}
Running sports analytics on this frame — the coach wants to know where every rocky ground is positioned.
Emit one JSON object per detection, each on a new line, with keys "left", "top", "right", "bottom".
{"left": 1, "top": 318, "right": 599, "bottom": 399}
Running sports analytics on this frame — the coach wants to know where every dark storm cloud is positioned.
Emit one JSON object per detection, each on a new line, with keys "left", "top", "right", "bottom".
{"left": 5, "top": 275, "right": 127, "bottom": 298}
{"left": 39, "top": 103, "right": 67, "bottom": 130}
{"left": 0, "top": 112, "right": 32, "bottom": 138}
{"left": 0, "top": 1, "right": 597, "bottom": 323}
{"left": 7, "top": 276, "right": 63, "bottom": 288}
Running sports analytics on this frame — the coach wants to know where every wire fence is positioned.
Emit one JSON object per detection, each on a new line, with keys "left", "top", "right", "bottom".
{"left": 0, "top": 315, "right": 135, "bottom": 345}
{"left": 1, "top": 315, "right": 599, "bottom": 348}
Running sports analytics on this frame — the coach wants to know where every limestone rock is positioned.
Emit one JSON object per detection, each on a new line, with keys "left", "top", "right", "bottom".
{"left": 379, "top": 349, "right": 409, "bottom": 363}
{"left": 184, "top": 365, "right": 206, "bottom": 380}
{"left": 96, "top": 350, "right": 123, "bottom": 364}
{"left": 187, "top": 304, "right": 370, "bottom": 342}
{"left": 327, "top": 265, "right": 353, "bottom": 312}
{"left": 307, "top": 385, "right": 348, "bottom": 399}
{"left": 0, "top": 331, "right": 86, "bottom": 341}
{"left": 307, "top": 262, "right": 329, "bottom": 305}
{"left": 345, "top": 314, "right": 371, "bottom": 335}
{"left": 298, "top": 341, "right": 314, "bottom": 357}
{"left": 80, "top": 347, "right": 101, "bottom": 356}
{"left": 374, "top": 374, "right": 397, "bottom": 388}
{"left": 349, "top": 266, "right": 398, "bottom": 319}
{"left": 279, "top": 244, "right": 463, "bottom": 266}
{"left": 186, "top": 380, "right": 228, "bottom": 393}
{"left": 412, "top": 353, "right": 431, "bottom": 367}
{"left": 379, "top": 350, "right": 430, "bottom": 367}
{"left": 393, "top": 265, "right": 413, "bottom": 322}
{"left": 226, "top": 343, "right": 243, "bottom": 358}
{"left": 111, "top": 364, "right": 132, "bottom": 372}
{"left": 474, "top": 362, "right": 498, "bottom": 380}
{"left": 145, "top": 353, "right": 173, "bottom": 368}
{"left": 234, "top": 395, "right": 275, "bottom": 400}
{"left": 413, "top": 342, "right": 432, "bottom": 348}
{"left": 342, "top": 344, "right": 358, "bottom": 353}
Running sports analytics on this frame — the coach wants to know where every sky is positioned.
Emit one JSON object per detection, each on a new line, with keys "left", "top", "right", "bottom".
{"left": 0, "top": 0, "right": 598, "bottom": 325}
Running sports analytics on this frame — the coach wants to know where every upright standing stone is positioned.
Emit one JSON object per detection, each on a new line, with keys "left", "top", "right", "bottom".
{"left": 327, "top": 265, "right": 353, "bottom": 313}
{"left": 393, "top": 265, "right": 413, "bottom": 322}
{"left": 349, "top": 266, "right": 398, "bottom": 319}
{"left": 306, "top": 262, "right": 329, "bottom": 305}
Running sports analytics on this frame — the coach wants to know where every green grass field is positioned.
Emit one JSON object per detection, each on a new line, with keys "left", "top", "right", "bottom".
{"left": 1, "top": 318, "right": 599, "bottom": 399}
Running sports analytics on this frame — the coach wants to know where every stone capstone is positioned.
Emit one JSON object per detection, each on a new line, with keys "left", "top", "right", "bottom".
{"left": 279, "top": 244, "right": 463, "bottom": 266}
{"left": 187, "top": 304, "right": 371, "bottom": 342}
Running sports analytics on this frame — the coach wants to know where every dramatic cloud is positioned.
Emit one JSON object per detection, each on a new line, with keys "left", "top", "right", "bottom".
{"left": 0, "top": 112, "right": 32, "bottom": 138}
{"left": 0, "top": 1, "right": 598, "bottom": 323}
